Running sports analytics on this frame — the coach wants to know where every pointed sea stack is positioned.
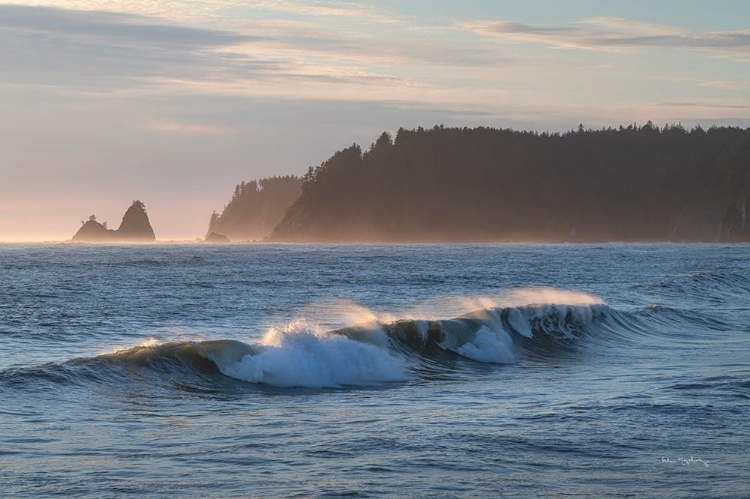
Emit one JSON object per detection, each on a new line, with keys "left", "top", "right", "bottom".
{"left": 116, "top": 201, "right": 156, "bottom": 241}
{"left": 72, "top": 200, "right": 156, "bottom": 242}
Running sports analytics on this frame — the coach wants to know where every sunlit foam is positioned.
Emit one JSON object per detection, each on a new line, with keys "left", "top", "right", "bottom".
{"left": 295, "top": 299, "right": 397, "bottom": 329}
{"left": 221, "top": 322, "right": 408, "bottom": 388}
{"left": 499, "top": 288, "right": 605, "bottom": 307}
{"left": 450, "top": 288, "right": 602, "bottom": 317}
{"left": 140, "top": 337, "right": 160, "bottom": 347}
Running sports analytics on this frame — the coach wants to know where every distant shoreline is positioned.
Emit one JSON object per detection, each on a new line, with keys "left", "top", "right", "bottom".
{"left": 2, "top": 240, "right": 747, "bottom": 246}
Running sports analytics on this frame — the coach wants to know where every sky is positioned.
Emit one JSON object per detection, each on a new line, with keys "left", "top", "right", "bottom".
{"left": 1, "top": 0, "right": 749, "bottom": 241}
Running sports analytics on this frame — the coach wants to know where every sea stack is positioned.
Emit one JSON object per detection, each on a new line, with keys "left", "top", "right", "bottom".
{"left": 116, "top": 201, "right": 156, "bottom": 241}
{"left": 72, "top": 200, "right": 156, "bottom": 242}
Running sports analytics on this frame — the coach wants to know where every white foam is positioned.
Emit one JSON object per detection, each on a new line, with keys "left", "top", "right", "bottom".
{"left": 454, "top": 326, "right": 516, "bottom": 364}
{"left": 507, "top": 308, "right": 533, "bottom": 338}
{"left": 220, "top": 325, "right": 408, "bottom": 388}
{"left": 414, "top": 320, "right": 429, "bottom": 341}
{"left": 139, "top": 337, "right": 160, "bottom": 347}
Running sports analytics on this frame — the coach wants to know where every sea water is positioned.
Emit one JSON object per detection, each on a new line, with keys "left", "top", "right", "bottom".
{"left": 1, "top": 244, "right": 748, "bottom": 497}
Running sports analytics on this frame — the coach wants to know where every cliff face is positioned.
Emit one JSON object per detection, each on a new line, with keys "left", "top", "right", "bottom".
{"left": 71, "top": 200, "right": 156, "bottom": 242}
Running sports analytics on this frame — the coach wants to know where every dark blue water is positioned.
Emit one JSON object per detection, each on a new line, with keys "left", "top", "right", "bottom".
{"left": 1, "top": 244, "right": 748, "bottom": 497}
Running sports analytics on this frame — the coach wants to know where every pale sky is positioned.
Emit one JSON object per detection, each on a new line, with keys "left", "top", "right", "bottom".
{"left": 1, "top": 0, "right": 749, "bottom": 241}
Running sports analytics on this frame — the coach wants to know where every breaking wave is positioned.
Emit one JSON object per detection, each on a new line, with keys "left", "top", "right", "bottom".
{"left": 1, "top": 289, "right": 690, "bottom": 390}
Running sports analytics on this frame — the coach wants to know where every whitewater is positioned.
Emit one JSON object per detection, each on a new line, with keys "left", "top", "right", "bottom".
{"left": 1, "top": 244, "right": 748, "bottom": 497}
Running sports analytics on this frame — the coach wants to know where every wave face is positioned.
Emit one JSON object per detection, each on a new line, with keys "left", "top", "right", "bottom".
{"left": 1, "top": 292, "right": 618, "bottom": 389}
{"left": 334, "top": 300, "right": 609, "bottom": 366}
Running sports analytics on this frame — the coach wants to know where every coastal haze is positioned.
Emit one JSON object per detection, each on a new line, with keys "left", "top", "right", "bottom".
{"left": 2, "top": 1, "right": 750, "bottom": 241}
{"left": 3, "top": 3, "right": 750, "bottom": 498}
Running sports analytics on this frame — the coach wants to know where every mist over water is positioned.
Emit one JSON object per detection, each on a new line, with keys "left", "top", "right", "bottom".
{"left": 1, "top": 244, "right": 748, "bottom": 497}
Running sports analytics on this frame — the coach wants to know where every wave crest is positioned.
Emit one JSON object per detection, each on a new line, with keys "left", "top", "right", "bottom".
{"left": 2, "top": 289, "right": 618, "bottom": 390}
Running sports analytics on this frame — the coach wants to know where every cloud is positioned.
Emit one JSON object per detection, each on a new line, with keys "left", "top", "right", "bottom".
{"left": 0, "top": 5, "right": 283, "bottom": 89}
{"left": 1, "top": 5, "right": 256, "bottom": 45}
{"left": 699, "top": 80, "right": 748, "bottom": 90}
{"left": 0, "top": 4, "right": 509, "bottom": 99}
{"left": 145, "top": 121, "right": 238, "bottom": 135}
{"left": 4, "top": 5, "right": 747, "bottom": 136}
{"left": 660, "top": 101, "right": 750, "bottom": 110}
{"left": 467, "top": 17, "right": 750, "bottom": 60}
{"left": 249, "top": 0, "right": 401, "bottom": 25}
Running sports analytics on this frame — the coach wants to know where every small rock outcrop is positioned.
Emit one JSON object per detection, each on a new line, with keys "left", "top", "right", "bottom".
{"left": 72, "top": 200, "right": 156, "bottom": 242}
{"left": 204, "top": 232, "right": 230, "bottom": 243}
{"left": 73, "top": 217, "right": 112, "bottom": 242}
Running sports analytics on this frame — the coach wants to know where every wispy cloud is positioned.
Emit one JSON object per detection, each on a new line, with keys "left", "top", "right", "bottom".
{"left": 0, "top": 4, "right": 257, "bottom": 47}
{"left": 2, "top": 0, "right": 402, "bottom": 26}
{"left": 699, "top": 80, "right": 748, "bottom": 90}
{"left": 0, "top": 0, "right": 244, "bottom": 22}
{"left": 467, "top": 17, "right": 750, "bottom": 61}
{"left": 2, "top": 5, "right": 748, "bottom": 128}
{"left": 145, "top": 121, "right": 238, "bottom": 135}
{"left": 0, "top": 3, "right": 510, "bottom": 103}
{"left": 0, "top": 5, "right": 283, "bottom": 90}
{"left": 248, "top": 0, "right": 401, "bottom": 25}
{"left": 660, "top": 101, "right": 750, "bottom": 109}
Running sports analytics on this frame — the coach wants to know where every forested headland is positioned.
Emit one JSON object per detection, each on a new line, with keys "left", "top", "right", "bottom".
{"left": 207, "top": 176, "right": 301, "bottom": 242}
{"left": 265, "top": 123, "right": 750, "bottom": 243}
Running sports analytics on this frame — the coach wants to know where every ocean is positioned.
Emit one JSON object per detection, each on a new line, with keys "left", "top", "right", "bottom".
{"left": 1, "top": 244, "right": 748, "bottom": 498}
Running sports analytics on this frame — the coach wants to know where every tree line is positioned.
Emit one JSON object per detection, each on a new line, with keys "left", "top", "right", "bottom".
{"left": 207, "top": 176, "right": 301, "bottom": 241}
{"left": 265, "top": 123, "right": 750, "bottom": 242}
